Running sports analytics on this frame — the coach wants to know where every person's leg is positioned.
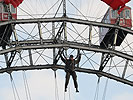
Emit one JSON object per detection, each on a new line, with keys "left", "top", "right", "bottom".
{"left": 65, "top": 72, "right": 70, "bottom": 92}
{"left": 72, "top": 71, "right": 79, "bottom": 92}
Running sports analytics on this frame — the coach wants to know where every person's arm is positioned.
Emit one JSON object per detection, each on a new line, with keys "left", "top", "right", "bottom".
{"left": 75, "top": 53, "right": 81, "bottom": 64}
{"left": 60, "top": 54, "right": 68, "bottom": 71}
{"left": 60, "top": 54, "right": 66, "bottom": 63}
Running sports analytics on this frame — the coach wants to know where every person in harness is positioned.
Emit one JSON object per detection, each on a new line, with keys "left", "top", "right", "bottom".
{"left": 60, "top": 53, "right": 81, "bottom": 92}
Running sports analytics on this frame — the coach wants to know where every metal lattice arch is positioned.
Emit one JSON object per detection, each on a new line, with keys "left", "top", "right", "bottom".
{"left": 0, "top": 0, "right": 133, "bottom": 100}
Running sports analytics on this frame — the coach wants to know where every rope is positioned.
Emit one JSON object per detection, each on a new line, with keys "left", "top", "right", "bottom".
{"left": 68, "top": 86, "right": 71, "bottom": 100}
{"left": 9, "top": 74, "right": 21, "bottom": 100}
{"left": 54, "top": 71, "right": 59, "bottom": 100}
{"left": 94, "top": 80, "right": 100, "bottom": 100}
{"left": 22, "top": 71, "right": 32, "bottom": 100}
{"left": 20, "top": 53, "right": 32, "bottom": 100}
{"left": 64, "top": 90, "right": 66, "bottom": 100}
{"left": 63, "top": 85, "right": 71, "bottom": 100}
{"left": 102, "top": 78, "right": 109, "bottom": 100}
{"left": 94, "top": 48, "right": 114, "bottom": 100}
{"left": 10, "top": 74, "right": 17, "bottom": 100}
{"left": 22, "top": 72, "right": 29, "bottom": 100}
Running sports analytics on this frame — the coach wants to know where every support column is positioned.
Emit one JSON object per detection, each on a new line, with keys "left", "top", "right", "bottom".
{"left": 52, "top": 22, "right": 56, "bottom": 64}
{"left": 28, "top": 50, "right": 33, "bottom": 66}
{"left": 112, "top": 29, "right": 119, "bottom": 49}
{"left": 89, "top": 25, "right": 92, "bottom": 46}
{"left": 63, "top": 0, "right": 66, "bottom": 17}
{"left": 122, "top": 60, "right": 129, "bottom": 78}
{"left": 12, "top": 24, "right": 19, "bottom": 45}
{"left": 38, "top": 22, "right": 43, "bottom": 44}
{"left": 77, "top": 49, "right": 80, "bottom": 67}
{"left": 4, "top": 53, "right": 8, "bottom": 67}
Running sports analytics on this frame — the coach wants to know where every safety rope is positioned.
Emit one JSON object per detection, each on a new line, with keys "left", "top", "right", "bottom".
{"left": 102, "top": 78, "right": 109, "bottom": 100}
{"left": 9, "top": 74, "right": 21, "bottom": 100}
{"left": 63, "top": 78, "right": 72, "bottom": 100}
{"left": 20, "top": 53, "right": 32, "bottom": 100}
{"left": 94, "top": 51, "right": 113, "bottom": 100}
{"left": 68, "top": 86, "right": 71, "bottom": 100}
{"left": 54, "top": 71, "right": 59, "bottom": 100}
{"left": 94, "top": 79, "right": 100, "bottom": 100}
{"left": 64, "top": 90, "right": 66, "bottom": 100}
{"left": 9, "top": 74, "right": 17, "bottom": 100}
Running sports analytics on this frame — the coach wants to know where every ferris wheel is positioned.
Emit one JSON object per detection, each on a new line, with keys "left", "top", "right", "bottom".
{"left": 0, "top": 0, "right": 133, "bottom": 100}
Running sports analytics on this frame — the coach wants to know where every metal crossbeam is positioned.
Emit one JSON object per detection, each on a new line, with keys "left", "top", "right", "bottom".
{"left": 0, "top": 17, "right": 133, "bottom": 35}
{"left": 0, "top": 64, "right": 132, "bottom": 86}
{"left": 1, "top": 40, "right": 133, "bottom": 61}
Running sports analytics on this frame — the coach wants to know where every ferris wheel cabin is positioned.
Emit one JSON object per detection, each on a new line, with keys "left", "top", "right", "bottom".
{"left": 99, "top": 6, "right": 132, "bottom": 48}
{"left": 0, "top": 0, "right": 17, "bottom": 48}
{"left": 0, "top": 0, "right": 17, "bottom": 21}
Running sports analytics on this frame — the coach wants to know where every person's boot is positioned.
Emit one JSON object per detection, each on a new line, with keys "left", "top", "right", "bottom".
{"left": 65, "top": 88, "right": 67, "bottom": 92}
{"left": 76, "top": 88, "right": 79, "bottom": 92}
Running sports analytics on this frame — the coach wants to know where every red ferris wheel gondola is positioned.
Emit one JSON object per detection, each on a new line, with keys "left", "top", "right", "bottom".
{"left": 99, "top": 6, "right": 132, "bottom": 48}
{"left": 0, "top": 0, "right": 23, "bottom": 48}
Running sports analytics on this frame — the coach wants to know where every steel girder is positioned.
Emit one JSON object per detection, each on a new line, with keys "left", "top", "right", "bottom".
{"left": 0, "top": 40, "right": 133, "bottom": 61}
{"left": 0, "top": 64, "right": 132, "bottom": 86}
{"left": 0, "top": 17, "right": 133, "bottom": 87}
{"left": 0, "top": 17, "right": 133, "bottom": 35}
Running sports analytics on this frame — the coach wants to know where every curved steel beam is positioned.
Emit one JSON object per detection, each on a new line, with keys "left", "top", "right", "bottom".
{"left": 0, "top": 17, "right": 133, "bottom": 35}
{"left": 1, "top": 40, "right": 133, "bottom": 61}
{"left": 0, "top": 64, "right": 133, "bottom": 86}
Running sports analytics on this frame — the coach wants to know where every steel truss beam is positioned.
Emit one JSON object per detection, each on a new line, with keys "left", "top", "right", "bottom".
{"left": 1, "top": 40, "right": 133, "bottom": 61}
{"left": 0, "top": 64, "right": 132, "bottom": 86}
{"left": 0, "top": 17, "right": 133, "bottom": 35}
{"left": 99, "top": 53, "right": 112, "bottom": 71}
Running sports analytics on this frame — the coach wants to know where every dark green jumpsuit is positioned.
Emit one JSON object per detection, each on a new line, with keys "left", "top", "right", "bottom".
{"left": 61, "top": 54, "right": 81, "bottom": 92}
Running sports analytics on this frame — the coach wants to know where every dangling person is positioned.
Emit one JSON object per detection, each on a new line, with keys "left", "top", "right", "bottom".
{"left": 60, "top": 53, "right": 81, "bottom": 92}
